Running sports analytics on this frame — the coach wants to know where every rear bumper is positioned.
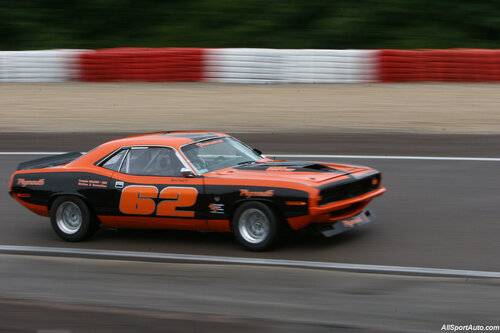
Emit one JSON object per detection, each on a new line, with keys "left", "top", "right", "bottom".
{"left": 11, "top": 193, "right": 50, "bottom": 217}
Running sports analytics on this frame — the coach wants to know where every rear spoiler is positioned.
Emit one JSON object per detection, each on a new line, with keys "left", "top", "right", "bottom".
{"left": 17, "top": 152, "right": 83, "bottom": 171}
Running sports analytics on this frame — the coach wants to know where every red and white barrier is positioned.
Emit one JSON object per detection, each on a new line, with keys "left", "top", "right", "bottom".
{"left": 379, "top": 49, "right": 500, "bottom": 82}
{"left": 205, "top": 48, "right": 282, "bottom": 84}
{"left": 0, "top": 49, "right": 84, "bottom": 82}
{"left": 80, "top": 48, "right": 204, "bottom": 82}
{"left": 204, "top": 48, "right": 377, "bottom": 83}
{"left": 1, "top": 48, "right": 500, "bottom": 83}
{"left": 280, "top": 49, "right": 378, "bottom": 83}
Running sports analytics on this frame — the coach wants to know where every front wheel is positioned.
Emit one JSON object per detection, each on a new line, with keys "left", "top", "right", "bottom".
{"left": 50, "top": 196, "right": 99, "bottom": 242}
{"left": 232, "top": 201, "right": 280, "bottom": 251}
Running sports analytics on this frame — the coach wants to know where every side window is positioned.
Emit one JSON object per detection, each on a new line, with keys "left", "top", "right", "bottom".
{"left": 101, "top": 149, "right": 128, "bottom": 171}
{"left": 119, "top": 147, "right": 185, "bottom": 177}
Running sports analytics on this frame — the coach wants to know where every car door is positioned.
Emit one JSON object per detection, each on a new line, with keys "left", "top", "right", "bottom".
{"left": 99, "top": 146, "right": 206, "bottom": 230}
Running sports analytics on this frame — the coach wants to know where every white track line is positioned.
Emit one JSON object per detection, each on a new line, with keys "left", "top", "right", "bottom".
{"left": 0, "top": 152, "right": 67, "bottom": 155}
{"left": 272, "top": 154, "right": 500, "bottom": 162}
{"left": 1, "top": 152, "right": 500, "bottom": 161}
{"left": 0, "top": 245, "right": 498, "bottom": 278}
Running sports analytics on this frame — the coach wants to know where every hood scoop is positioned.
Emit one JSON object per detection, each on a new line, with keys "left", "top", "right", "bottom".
{"left": 300, "top": 163, "right": 335, "bottom": 172}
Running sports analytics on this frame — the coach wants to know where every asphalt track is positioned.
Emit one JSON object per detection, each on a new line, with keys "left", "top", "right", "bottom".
{"left": 1, "top": 132, "right": 499, "bottom": 332}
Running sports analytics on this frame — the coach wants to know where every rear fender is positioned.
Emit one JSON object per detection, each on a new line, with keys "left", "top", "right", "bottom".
{"left": 47, "top": 192, "right": 92, "bottom": 213}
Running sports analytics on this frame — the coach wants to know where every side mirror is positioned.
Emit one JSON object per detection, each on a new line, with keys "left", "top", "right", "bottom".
{"left": 181, "top": 167, "right": 195, "bottom": 178}
{"left": 253, "top": 148, "right": 262, "bottom": 156}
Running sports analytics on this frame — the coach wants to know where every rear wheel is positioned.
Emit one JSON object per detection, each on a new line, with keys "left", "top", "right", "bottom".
{"left": 232, "top": 201, "right": 280, "bottom": 251}
{"left": 50, "top": 196, "right": 98, "bottom": 241}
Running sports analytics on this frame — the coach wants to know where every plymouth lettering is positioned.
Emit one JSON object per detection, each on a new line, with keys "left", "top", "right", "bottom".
{"left": 240, "top": 189, "right": 274, "bottom": 198}
{"left": 17, "top": 178, "right": 45, "bottom": 187}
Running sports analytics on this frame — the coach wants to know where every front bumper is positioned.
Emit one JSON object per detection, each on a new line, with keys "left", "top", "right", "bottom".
{"left": 315, "top": 208, "right": 375, "bottom": 238}
{"left": 286, "top": 187, "right": 385, "bottom": 230}
{"left": 310, "top": 187, "right": 386, "bottom": 218}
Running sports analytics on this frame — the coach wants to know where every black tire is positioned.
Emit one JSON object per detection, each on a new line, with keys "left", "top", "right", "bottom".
{"left": 231, "top": 201, "right": 280, "bottom": 251}
{"left": 50, "top": 196, "right": 99, "bottom": 242}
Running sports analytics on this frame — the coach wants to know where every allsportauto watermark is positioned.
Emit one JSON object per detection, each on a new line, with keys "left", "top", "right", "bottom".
{"left": 442, "top": 324, "right": 500, "bottom": 332}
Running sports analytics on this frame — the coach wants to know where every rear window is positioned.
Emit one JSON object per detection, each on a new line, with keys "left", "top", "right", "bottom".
{"left": 101, "top": 149, "right": 128, "bottom": 171}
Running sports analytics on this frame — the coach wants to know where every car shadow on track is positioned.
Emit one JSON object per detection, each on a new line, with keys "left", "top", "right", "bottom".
{"left": 279, "top": 228, "right": 373, "bottom": 251}
{"left": 89, "top": 226, "right": 373, "bottom": 254}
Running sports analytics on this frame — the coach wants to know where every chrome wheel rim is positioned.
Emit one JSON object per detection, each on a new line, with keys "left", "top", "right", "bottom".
{"left": 56, "top": 202, "right": 82, "bottom": 235}
{"left": 238, "top": 208, "right": 270, "bottom": 244}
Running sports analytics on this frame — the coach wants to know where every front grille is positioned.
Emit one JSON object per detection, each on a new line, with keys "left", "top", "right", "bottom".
{"left": 318, "top": 175, "right": 380, "bottom": 206}
{"left": 329, "top": 202, "right": 364, "bottom": 218}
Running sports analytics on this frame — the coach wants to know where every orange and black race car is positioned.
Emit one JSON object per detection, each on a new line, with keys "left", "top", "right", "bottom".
{"left": 9, "top": 131, "right": 386, "bottom": 250}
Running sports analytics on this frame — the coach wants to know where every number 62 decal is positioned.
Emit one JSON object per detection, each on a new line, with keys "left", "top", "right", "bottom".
{"left": 119, "top": 185, "right": 198, "bottom": 217}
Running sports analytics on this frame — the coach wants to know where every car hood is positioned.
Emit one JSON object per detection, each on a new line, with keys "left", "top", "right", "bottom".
{"left": 207, "top": 161, "right": 374, "bottom": 184}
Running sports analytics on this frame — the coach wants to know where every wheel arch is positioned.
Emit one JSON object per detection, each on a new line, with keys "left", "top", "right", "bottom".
{"left": 228, "top": 198, "right": 286, "bottom": 231}
{"left": 48, "top": 192, "right": 95, "bottom": 216}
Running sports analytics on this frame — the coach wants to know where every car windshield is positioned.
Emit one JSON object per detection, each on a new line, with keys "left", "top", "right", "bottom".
{"left": 181, "top": 137, "right": 262, "bottom": 174}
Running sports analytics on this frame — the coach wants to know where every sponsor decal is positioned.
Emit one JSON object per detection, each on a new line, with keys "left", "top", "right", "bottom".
{"left": 17, "top": 178, "right": 45, "bottom": 187}
{"left": 240, "top": 189, "right": 274, "bottom": 198}
{"left": 78, "top": 179, "right": 108, "bottom": 188}
{"left": 266, "top": 166, "right": 295, "bottom": 172}
{"left": 170, "top": 178, "right": 189, "bottom": 182}
{"left": 209, "top": 203, "right": 225, "bottom": 214}
{"left": 196, "top": 139, "right": 223, "bottom": 148}
{"left": 342, "top": 216, "right": 364, "bottom": 228}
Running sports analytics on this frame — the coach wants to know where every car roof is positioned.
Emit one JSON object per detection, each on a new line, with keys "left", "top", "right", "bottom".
{"left": 113, "top": 131, "right": 229, "bottom": 147}
{"left": 71, "top": 131, "right": 229, "bottom": 166}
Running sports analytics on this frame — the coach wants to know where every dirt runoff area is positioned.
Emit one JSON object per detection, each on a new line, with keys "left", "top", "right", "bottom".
{"left": 1, "top": 82, "right": 499, "bottom": 134}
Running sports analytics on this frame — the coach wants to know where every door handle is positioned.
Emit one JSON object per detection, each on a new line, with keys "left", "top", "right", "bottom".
{"left": 115, "top": 181, "right": 124, "bottom": 189}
